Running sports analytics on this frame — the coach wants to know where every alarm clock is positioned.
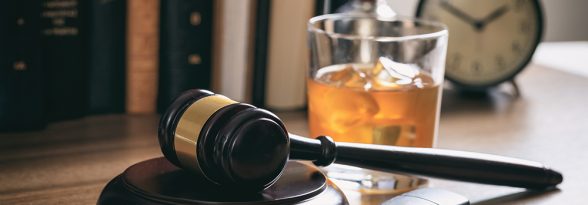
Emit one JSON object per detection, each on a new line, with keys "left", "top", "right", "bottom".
{"left": 416, "top": 0, "right": 543, "bottom": 89}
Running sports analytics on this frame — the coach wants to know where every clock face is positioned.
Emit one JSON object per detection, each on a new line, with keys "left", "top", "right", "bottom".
{"left": 417, "top": 0, "right": 542, "bottom": 87}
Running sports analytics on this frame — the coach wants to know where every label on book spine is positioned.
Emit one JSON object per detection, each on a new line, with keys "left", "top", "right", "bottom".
{"left": 157, "top": 0, "right": 214, "bottom": 113}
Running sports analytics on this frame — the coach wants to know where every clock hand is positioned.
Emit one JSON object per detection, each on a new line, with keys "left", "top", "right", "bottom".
{"left": 439, "top": 1, "right": 477, "bottom": 27}
{"left": 478, "top": 5, "right": 510, "bottom": 29}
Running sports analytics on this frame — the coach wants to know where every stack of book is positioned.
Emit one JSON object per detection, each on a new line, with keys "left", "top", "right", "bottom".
{"left": 0, "top": 0, "right": 323, "bottom": 132}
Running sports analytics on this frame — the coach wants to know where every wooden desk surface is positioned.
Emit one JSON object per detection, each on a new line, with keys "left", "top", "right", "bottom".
{"left": 1, "top": 64, "right": 586, "bottom": 204}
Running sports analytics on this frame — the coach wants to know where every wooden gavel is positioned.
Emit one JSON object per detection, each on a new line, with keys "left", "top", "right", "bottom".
{"left": 158, "top": 89, "right": 562, "bottom": 191}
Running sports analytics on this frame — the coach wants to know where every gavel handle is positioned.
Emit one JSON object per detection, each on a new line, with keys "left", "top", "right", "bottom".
{"left": 289, "top": 134, "right": 563, "bottom": 189}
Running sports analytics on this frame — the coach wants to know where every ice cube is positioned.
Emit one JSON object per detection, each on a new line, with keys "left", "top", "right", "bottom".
{"left": 316, "top": 64, "right": 370, "bottom": 90}
{"left": 412, "top": 73, "right": 436, "bottom": 88}
{"left": 316, "top": 65, "right": 352, "bottom": 85}
{"left": 369, "top": 57, "right": 422, "bottom": 90}
{"left": 373, "top": 125, "right": 415, "bottom": 146}
{"left": 313, "top": 88, "right": 379, "bottom": 134}
{"left": 344, "top": 65, "right": 370, "bottom": 89}
{"left": 378, "top": 57, "right": 419, "bottom": 79}
{"left": 372, "top": 125, "right": 401, "bottom": 145}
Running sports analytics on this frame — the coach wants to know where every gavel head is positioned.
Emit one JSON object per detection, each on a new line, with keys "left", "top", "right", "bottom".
{"left": 158, "top": 89, "right": 290, "bottom": 191}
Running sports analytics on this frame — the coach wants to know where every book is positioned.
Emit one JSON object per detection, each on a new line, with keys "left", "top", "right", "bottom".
{"left": 315, "top": 0, "right": 348, "bottom": 14}
{"left": 251, "top": 0, "right": 272, "bottom": 107}
{"left": 212, "top": 0, "right": 256, "bottom": 103}
{"left": 126, "top": 0, "right": 159, "bottom": 114}
{"left": 0, "top": 0, "right": 46, "bottom": 131}
{"left": 157, "top": 0, "right": 215, "bottom": 113}
{"left": 87, "top": 0, "right": 127, "bottom": 114}
{"left": 41, "top": 0, "right": 89, "bottom": 121}
{"left": 263, "top": 0, "right": 315, "bottom": 110}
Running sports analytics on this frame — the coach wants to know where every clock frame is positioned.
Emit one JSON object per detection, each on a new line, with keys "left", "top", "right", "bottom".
{"left": 415, "top": 0, "right": 544, "bottom": 89}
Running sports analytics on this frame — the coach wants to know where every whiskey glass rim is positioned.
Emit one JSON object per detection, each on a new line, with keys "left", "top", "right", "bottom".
{"left": 308, "top": 13, "right": 448, "bottom": 42}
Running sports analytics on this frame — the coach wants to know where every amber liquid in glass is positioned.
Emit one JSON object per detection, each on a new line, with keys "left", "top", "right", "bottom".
{"left": 308, "top": 62, "right": 441, "bottom": 147}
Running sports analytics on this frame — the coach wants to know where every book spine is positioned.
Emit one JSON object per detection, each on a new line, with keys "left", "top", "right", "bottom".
{"left": 264, "top": 0, "right": 315, "bottom": 110}
{"left": 0, "top": 0, "right": 46, "bottom": 131}
{"left": 331, "top": 0, "right": 351, "bottom": 13}
{"left": 157, "top": 0, "right": 214, "bottom": 113}
{"left": 214, "top": 0, "right": 255, "bottom": 102}
{"left": 251, "top": 0, "right": 272, "bottom": 108}
{"left": 41, "top": 0, "right": 88, "bottom": 121}
{"left": 315, "top": 0, "right": 327, "bottom": 15}
{"left": 126, "top": 0, "right": 159, "bottom": 114}
{"left": 87, "top": 0, "right": 127, "bottom": 114}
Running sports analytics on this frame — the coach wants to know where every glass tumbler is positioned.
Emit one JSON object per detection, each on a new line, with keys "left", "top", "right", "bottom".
{"left": 307, "top": 14, "right": 448, "bottom": 193}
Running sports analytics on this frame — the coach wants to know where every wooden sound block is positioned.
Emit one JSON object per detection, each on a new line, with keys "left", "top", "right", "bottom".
{"left": 98, "top": 157, "right": 348, "bottom": 205}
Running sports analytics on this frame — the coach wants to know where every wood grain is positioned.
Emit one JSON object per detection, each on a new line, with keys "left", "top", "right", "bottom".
{"left": 0, "top": 115, "right": 161, "bottom": 204}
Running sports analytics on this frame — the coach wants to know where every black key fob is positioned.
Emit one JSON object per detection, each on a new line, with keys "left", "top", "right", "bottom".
{"left": 382, "top": 188, "right": 469, "bottom": 205}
